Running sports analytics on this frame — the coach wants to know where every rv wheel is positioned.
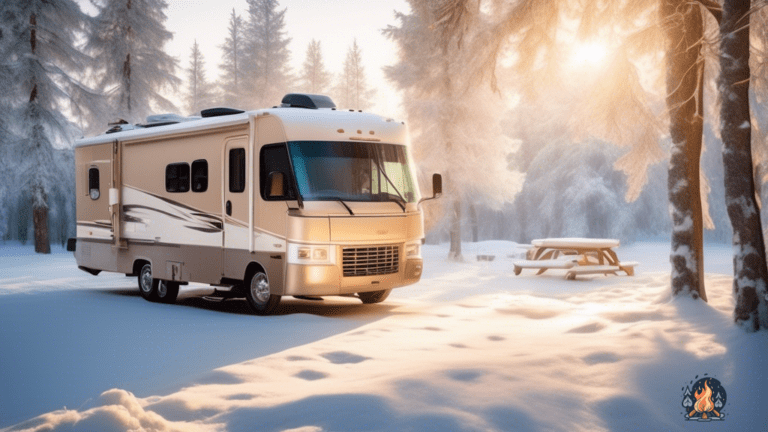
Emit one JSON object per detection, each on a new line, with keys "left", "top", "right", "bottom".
{"left": 358, "top": 289, "right": 392, "bottom": 304}
{"left": 244, "top": 271, "right": 281, "bottom": 315}
{"left": 138, "top": 263, "right": 159, "bottom": 302}
{"left": 157, "top": 280, "right": 180, "bottom": 304}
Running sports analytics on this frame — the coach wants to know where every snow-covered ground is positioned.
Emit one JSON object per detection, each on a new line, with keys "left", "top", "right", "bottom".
{"left": 1, "top": 240, "right": 766, "bottom": 431}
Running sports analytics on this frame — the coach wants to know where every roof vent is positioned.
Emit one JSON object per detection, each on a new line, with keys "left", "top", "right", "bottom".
{"left": 145, "top": 113, "right": 191, "bottom": 124}
{"left": 280, "top": 93, "right": 336, "bottom": 109}
{"left": 201, "top": 107, "right": 245, "bottom": 118}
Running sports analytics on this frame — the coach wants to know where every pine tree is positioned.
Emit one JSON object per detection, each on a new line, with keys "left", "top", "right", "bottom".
{"left": 219, "top": 8, "right": 247, "bottom": 108}
{"left": 0, "top": 25, "right": 13, "bottom": 240}
{"left": 0, "top": 0, "right": 95, "bottom": 253}
{"left": 185, "top": 40, "right": 215, "bottom": 115}
{"left": 337, "top": 40, "right": 375, "bottom": 110}
{"left": 718, "top": 0, "right": 768, "bottom": 331}
{"left": 85, "top": 0, "right": 179, "bottom": 125}
{"left": 244, "top": 0, "right": 293, "bottom": 108}
{"left": 385, "top": 0, "right": 523, "bottom": 260}
{"left": 299, "top": 39, "right": 331, "bottom": 94}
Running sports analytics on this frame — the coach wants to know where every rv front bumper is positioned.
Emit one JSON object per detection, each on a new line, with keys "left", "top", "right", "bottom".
{"left": 283, "top": 258, "right": 423, "bottom": 296}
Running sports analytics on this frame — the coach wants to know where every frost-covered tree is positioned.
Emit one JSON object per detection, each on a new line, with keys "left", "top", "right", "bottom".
{"left": 470, "top": 0, "right": 721, "bottom": 299}
{"left": 0, "top": 27, "right": 14, "bottom": 241}
{"left": 244, "top": 0, "right": 293, "bottom": 108}
{"left": 659, "top": 0, "right": 712, "bottom": 301}
{"left": 185, "top": 40, "right": 215, "bottom": 115}
{"left": 0, "top": 0, "right": 95, "bottom": 253}
{"left": 385, "top": 0, "right": 523, "bottom": 260}
{"left": 718, "top": 0, "right": 768, "bottom": 331}
{"left": 337, "top": 40, "right": 375, "bottom": 110}
{"left": 86, "top": 0, "right": 178, "bottom": 125}
{"left": 299, "top": 39, "right": 331, "bottom": 94}
{"left": 219, "top": 8, "right": 247, "bottom": 108}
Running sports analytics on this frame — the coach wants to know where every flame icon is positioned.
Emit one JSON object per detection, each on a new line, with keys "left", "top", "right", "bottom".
{"left": 690, "top": 380, "right": 719, "bottom": 419}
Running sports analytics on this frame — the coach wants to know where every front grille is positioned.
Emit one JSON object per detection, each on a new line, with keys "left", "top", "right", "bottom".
{"left": 343, "top": 245, "right": 400, "bottom": 277}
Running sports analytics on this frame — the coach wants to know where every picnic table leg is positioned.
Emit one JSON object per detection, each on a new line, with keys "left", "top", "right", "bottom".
{"left": 533, "top": 247, "right": 547, "bottom": 260}
{"left": 539, "top": 249, "right": 556, "bottom": 261}
{"left": 605, "top": 249, "right": 620, "bottom": 266}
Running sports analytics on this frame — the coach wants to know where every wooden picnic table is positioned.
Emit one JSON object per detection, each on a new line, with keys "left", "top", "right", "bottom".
{"left": 515, "top": 238, "right": 637, "bottom": 279}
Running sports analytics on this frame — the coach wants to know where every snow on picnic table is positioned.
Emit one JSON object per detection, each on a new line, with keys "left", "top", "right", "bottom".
{"left": 0, "top": 240, "right": 766, "bottom": 431}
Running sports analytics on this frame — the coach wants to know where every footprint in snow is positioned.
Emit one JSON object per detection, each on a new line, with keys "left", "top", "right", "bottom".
{"left": 446, "top": 369, "right": 484, "bottom": 382}
{"left": 566, "top": 322, "right": 606, "bottom": 334}
{"left": 321, "top": 351, "right": 370, "bottom": 364}
{"left": 286, "top": 355, "right": 312, "bottom": 362}
{"left": 227, "top": 393, "right": 255, "bottom": 400}
{"left": 582, "top": 352, "right": 622, "bottom": 365}
{"left": 295, "top": 370, "right": 329, "bottom": 381}
{"left": 488, "top": 335, "right": 506, "bottom": 341}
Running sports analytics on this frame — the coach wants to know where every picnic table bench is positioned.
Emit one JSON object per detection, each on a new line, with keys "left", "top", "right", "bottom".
{"left": 513, "top": 238, "right": 637, "bottom": 279}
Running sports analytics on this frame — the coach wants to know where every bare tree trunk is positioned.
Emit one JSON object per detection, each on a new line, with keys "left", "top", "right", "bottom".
{"left": 719, "top": 0, "right": 768, "bottom": 331}
{"left": 33, "top": 189, "right": 50, "bottom": 254}
{"left": 449, "top": 198, "right": 462, "bottom": 259}
{"left": 29, "top": 12, "right": 50, "bottom": 255}
{"left": 661, "top": 0, "right": 707, "bottom": 301}
{"left": 469, "top": 203, "right": 478, "bottom": 242}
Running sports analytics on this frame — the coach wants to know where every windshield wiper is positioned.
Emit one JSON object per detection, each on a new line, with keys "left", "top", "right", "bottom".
{"left": 310, "top": 196, "right": 355, "bottom": 215}
{"left": 334, "top": 198, "right": 354, "bottom": 215}
{"left": 381, "top": 192, "right": 406, "bottom": 212}
{"left": 372, "top": 149, "right": 407, "bottom": 213}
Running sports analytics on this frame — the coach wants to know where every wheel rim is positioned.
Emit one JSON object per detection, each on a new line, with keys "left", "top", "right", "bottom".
{"left": 140, "top": 266, "right": 153, "bottom": 293}
{"left": 250, "top": 273, "right": 270, "bottom": 304}
{"left": 157, "top": 281, "right": 167, "bottom": 298}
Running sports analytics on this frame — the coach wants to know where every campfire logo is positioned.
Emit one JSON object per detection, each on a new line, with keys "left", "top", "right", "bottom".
{"left": 681, "top": 375, "right": 727, "bottom": 421}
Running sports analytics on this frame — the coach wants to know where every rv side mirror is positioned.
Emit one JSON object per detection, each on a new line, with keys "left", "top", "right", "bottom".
{"left": 432, "top": 173, "right": 442, "bottom": 198}
{"left": 267, "top": 171, "right": 286, "bottom": 198}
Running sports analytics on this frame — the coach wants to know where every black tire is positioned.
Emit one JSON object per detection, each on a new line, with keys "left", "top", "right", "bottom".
{"left": 157, "top": 280, "right": 180, "bottom": 304}
{"left": 138, "top": 263, "right": 159, "bottom": 302}
{"left": 358, "top": 289, "right": 391, "bottom": 304}
{"left": 244, "top": 271, "right": 281, "bottom": 315}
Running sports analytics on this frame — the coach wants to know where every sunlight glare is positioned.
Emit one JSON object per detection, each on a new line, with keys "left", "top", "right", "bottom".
{"left": 571, "top": 42, "right": 608, "bottom": 67}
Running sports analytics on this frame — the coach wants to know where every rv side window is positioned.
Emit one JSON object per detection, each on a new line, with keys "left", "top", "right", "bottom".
{"left": 229, "top": 148, "right": 245, "bottom": 193}
{"left": 166, "top": 163, "right": 190, "bottom": 193}
{"left": 191, "top": 159, "right": 208, "bottom": 192}
{"left": 260, "top": 144, "right": 295, "bottom": 200}
{"left": 88, "top": 167, "right": 100, "bottom": 200}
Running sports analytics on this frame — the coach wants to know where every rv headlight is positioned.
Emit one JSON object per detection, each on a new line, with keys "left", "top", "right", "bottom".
{"left": 288, "top": 244, "right": 336, "bottom": 265}
{"left": 405, "top": 242, "right": 420, "bottom": 258}
{"left": 313, "top": 248, "right": 328, "bottom": 261}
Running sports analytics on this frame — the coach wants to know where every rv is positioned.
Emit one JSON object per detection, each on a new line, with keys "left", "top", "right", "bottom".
{"left": 68, "top": 94, "right": 441, "bottom": 315}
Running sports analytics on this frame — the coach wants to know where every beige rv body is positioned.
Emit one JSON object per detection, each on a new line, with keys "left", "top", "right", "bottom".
{"left": 74, "top": 108, "right": 425, "bottom": 297}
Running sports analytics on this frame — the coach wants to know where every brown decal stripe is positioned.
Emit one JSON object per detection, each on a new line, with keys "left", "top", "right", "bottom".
{"left": 123, "top": 214, "right": 144, "bottom": 224}
{"left": 185, "top": 225, "right": 222, "bottom": 233}
{"left": 77, "top": 222, "right": 113, "bottom": 229}
{"left": 123, "top": 205, "right": 185, "bottom": 221}
{"left": 138, "top": 187, "right": 203, "bottom": 213}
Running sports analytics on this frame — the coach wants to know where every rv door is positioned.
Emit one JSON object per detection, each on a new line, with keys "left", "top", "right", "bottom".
{"left": 223, "top": 137, "right": 249, "bottom": 254}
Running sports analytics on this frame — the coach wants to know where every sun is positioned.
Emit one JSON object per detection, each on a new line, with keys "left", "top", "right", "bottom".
{"left": 571, "top": 42, "right": 609, "bottom": 67}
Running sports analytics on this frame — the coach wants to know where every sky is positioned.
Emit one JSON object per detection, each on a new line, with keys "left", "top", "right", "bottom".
{"left": 79, "top": 0, "right": 411, "bottom": 118}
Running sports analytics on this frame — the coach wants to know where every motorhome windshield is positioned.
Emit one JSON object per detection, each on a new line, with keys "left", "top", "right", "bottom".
{"left": 288, "top": 141, "right": 420, "bottom": 203}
